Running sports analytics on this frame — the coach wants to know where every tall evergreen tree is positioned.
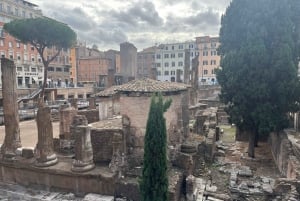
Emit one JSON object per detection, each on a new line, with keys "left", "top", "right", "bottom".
{"left": 140, "top": 93, "right": 171, "bottom": 201}
{"left": 217, "top": 0, "right": 300, "bottom": 157}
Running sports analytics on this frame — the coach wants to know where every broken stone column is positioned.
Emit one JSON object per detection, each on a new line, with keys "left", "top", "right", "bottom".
{"left": 36, "top": 106, "right": 58, "bottom": 167}
{"left": 59, "top": 105, "right": 77, "bottom": 140}
{"left": 1, "top": 58, "right": 21, "bottom": 159}
{"left": 70, "top": 115, "right": 88, "bottom": 138}
{"left": 72, "top": 125, "right": 95, "bottom": 172}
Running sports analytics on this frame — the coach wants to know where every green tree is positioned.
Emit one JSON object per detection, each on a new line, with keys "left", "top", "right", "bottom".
{"left": 140, "top": 93, "right": 171, "bottom": 201}
{"left": 217, "top": 0, "right": 300, "bottom": 157}
{"left": 4, "top": 17, "right": 76, "bottom": 101}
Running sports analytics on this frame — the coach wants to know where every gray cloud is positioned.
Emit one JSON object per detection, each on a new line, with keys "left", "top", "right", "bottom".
{"left": 31, "top": 0, "right": 230, "bottom": 50}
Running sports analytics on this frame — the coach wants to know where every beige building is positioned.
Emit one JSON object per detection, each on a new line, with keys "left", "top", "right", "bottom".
{"left": 137, "top": 46, "right": 156, "bottom": 79}
{"left": 196, "top": 36, "right": 220, "bottom": 85}
{"left": 0, "top": 0, "right": 42, "bottom": 23}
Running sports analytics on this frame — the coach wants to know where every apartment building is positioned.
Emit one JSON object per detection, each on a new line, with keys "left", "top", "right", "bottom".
{"left": 0, "top": 22, "right": 43, "bottom": 88}
{"left": 77, "top": 57, "right": 112, "bottom": 87}
{"left": 0, "top": 0, "right": 42, "bottom": 23}
{"left": 137, "top": 46, "right": 156, "bottom": 80}
{"left": 155, "top": 41, "right": 198, "bottom": 82}
{"left": 46, "top": 46, "right": 71, "bottom": 87}
{"left": 196, "top": 36, "right": 220, "bottom": 85}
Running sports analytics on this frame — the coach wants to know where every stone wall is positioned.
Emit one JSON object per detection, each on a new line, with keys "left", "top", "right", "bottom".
{"left": 119, "top": 92, "right": 189, "bottom": 147}
{"left": 90, "top": 129, "right": 124, "bottom": 163}
{"left": 98, "top": 95, "right": 120, "bottom": 120}
{"left": 78, "top": 109, "right": 99, "bottom": 124}
{"left": 269, "top": 131, "right": 300, "bottom": 179}
{"left": 0, "top": 162, "right": 116, "bottom": 196}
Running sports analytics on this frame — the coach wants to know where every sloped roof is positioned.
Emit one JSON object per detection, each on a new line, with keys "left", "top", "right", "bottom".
{"left": 94, "top": 85, "right": 119, "bottom": 97}
{"left": 116, "top": 78, "right": 190, "bottom": 93}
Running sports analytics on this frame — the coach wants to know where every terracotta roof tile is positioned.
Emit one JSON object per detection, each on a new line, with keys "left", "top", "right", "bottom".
{"left": 115, "top": 78, "right": 190, "bottom": 93}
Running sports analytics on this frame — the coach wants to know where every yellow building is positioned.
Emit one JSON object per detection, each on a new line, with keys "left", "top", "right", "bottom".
{"left": 196, "top": 36, "right": 220, "bottom": 85}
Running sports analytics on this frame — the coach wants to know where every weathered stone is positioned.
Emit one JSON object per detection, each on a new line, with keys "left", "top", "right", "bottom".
{"left": 72, "top": 125, "right": 95, "bottom": 172}
{"left": 35, "top": 106, "right": 58, "bottom": 167}
{"left": 83, "top": 194, "right": 114, "bottom": 201}
{"left": 186, "top": 175, "right": 195, "bottom": 201}
{"left": 1, "top": 58, "right": 21, "bottom": 159}
{"left": 59, "top": 105, "right": 77, "bottom": 140}
{"left": 22, "top": 147, "right": 34, "bottom": 159}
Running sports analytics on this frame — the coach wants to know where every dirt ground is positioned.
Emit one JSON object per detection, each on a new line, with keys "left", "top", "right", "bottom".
{"left": 0, "top": 120, "right": 60, "bottom": 147}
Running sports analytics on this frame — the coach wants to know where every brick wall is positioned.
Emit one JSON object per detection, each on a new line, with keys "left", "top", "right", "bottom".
{"left": 78, "top": 109, "right": 99, "bottom": 123}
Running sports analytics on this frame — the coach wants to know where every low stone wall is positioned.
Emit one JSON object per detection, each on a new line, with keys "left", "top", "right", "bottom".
{"left": 0, "top": 161, "right": 116, "bottom": 196}
{"left": 269, "top": 131, "right": 300, "bottom": 179}
{"left": 78, "top": 109, "right": 99, "bottom": 124}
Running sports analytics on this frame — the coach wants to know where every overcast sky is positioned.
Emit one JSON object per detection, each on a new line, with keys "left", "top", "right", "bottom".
{"left": 30, "top": 0, "right": 231, "bottom": 51}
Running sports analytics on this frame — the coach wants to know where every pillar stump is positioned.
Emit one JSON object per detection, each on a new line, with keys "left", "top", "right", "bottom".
{"left": 1, "top": 58, "right": 21, "bottom": 159}
{"left": 35, "top": 106, "right": 58, "bottom": 167}
{"left": 72, "top": 125, "right": 95, "bottom": 172}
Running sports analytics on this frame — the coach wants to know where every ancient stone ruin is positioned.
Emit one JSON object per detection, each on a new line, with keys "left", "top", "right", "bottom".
{"left": 0, "top": 59, "right": 300, "bottom": 200}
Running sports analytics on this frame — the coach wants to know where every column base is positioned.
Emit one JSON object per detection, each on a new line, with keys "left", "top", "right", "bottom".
{"left": 35, "top": 153, "right": 58, "bottom": 167}
{"left": 71, "top": 160, "right": 95, "bottom": 172}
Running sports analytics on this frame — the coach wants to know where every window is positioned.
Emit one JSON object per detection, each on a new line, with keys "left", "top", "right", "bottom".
{"left": 178, "top": 53, "right": 183, "bottom": 58}
{"left": 24, "top": 54, "right": 28, "bottom": 61}
{"left": 56, "top": 67, "right": 62, "bottom": 72}
{"left": 38, "top": 58, "right": 41, "bottom": 63}
{"left": 203, "top": 51, "right": 208, "bottom": 56}
{"left": 24, "top": 66, "right": 29, "bottom": 72}
{"left": 157, "top": 71, "right": 161, "bottom": 76}
{"left": 1, "top": 51, "right": 5, "bottom": 58}
{"left": 16, "top": 42, "right": 20, "bottom": 48}
{"left": 31, "top": 68, "right": 36, "bottom": 72}
{"left": 204, "top": 70, "right": 208, "bottom": 75}
{"left": 211, "top": 51, "right": 217, "bottom": 56}
{"left": 22, "top": 11, "right": 26, "bottom": 18}
{"left": 211, "top": 69, "right": 215, "bottom": 74}
{"left": 211, "top": 60, "right": 216, "bottom": 65}
{"left": 165, "top": 46, "right": 168, "bottom": 50}
{"left": 211, "top": 43, "right": 217, "bottom": 48}
{"left": 9, "top": 53, "right": 13, "bottom": 59}
{"left": 170, "top": 53, "right": 175, "bottom": 58}
{"left": 64, "top": 68, "right": 69, "bottom": 72}
{"left": 189, "top": 44, "right": 194, "bottom": 48}
{"left": 24, "top": 44, "right": 27, "bottom": 50}
{"left": 17, "top": 67, "right": 22, "bottom": 71}
{"left": 0, "top": 28, "right": 3, "bottom": 38}
{"left": 178, "top": 44, "right": 183, "bottom": 49}
{"left": 31, "top": 46, "right": 34, "bottom": 51}
{"left": 17, "top": 54, "right": 21, "bottom": 60}
{"left": 164, "top": 54, "right": 169, "bottom": 59}
{"left": 7, "top": 6, "right": 11, "bottom": 14}
{"left": 8, "top": 42, "right": 12, "bottom": 48}
{"left": 164, "top": 71, "right": 169, "bottom": 76}
{"left": 171, "top": 45, "right": 175, "bottom": 50}
{"left": 48, "top": 67, "right": 54, "bottom": 71}
{"left": 156, "top": 54, "right": 161, "bottom": 59}
{"left": 203, "top": 60, "right": 208, "bottom": 65}
{"left": 191, "top": 52, "right": 194, "bottom": 57}
{"left": 31, "top": 56, "right": 35, "bottom": 62}
{"left": 164, "top": 62, "right": 169, "bottom": 67}
{"left": 0, "top": 40, "right": 3, "bottom": 46}
{"left": 171, "top": 70, "right": 175, "bottom": 75}
{"left": 156, "top": 63, "right": 161, "bottom": 67}
{"left": 0, "top": 3, "right": 2, "bottom": 12}
{"left": 171, "top": 62, "right": 175, "bottom": 67}
{"left": 178, "top": 61, "right": 183, "bottom": 66}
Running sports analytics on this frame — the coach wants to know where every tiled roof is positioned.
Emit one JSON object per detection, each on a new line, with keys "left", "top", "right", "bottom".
{"left": 115, "top": 78, "right": 190, "bottom": 93}
{"left": 94, "top": 85, "right": 119, "bottom": 97}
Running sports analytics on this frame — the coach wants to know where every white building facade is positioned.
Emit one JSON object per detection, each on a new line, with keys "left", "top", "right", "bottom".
{"left": 155, "top": 41, "right": 198, "bottom": 82}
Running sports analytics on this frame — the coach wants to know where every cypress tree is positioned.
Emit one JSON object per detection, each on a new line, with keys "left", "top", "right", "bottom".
{"left": 217, "top": 0, "right": 300, "bottom": 157}
{"left": 140, "top": 93, "right": 171, "bottom": 201}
